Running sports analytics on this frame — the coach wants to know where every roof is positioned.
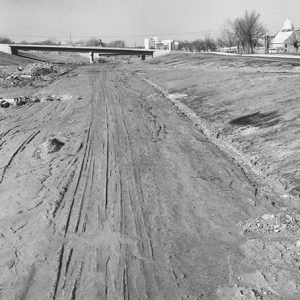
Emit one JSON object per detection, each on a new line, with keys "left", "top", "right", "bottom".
{"left": 270, "top": 31, "right": 293, "bottom": 48}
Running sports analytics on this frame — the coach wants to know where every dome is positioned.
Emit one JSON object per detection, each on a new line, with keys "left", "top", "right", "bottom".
{"left": 282, "top": 18, "right": 294, "bottom": 32}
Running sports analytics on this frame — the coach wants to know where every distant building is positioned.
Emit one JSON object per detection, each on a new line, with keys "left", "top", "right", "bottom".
{"left": 144, "top": 37, "right": 178, "bottom": 51}
{"left": 285, "top": 29, "right": 300, "bottom": 53}
{"left": 269, "top": 18, "right": 295, "bottom": 53}
{"left": 144, "top": 37, "right": 158, "bottom": 49}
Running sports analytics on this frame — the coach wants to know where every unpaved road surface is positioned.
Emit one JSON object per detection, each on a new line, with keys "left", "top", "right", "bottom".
{"left": 0, "top": 58, "right": 299, "bottom": 299}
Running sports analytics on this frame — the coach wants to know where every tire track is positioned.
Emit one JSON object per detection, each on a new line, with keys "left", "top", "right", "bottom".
{"left": 64, "top": 123, "right": 92, "bottom": 235}
{"left": 0, "top": 130, "right": 40, "bottom": 184}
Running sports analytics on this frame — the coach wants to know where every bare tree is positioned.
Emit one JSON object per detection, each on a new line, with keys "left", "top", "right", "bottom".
{"left": 220, "top": 21, "right": 236, "bottom": 52}
{"left": 203, "top": 36, "right": 216, "bottom": 52}
{"left": 233, "top": 11, "right": 266, "bottom": 54}
{"left": 85, "top": 37, "right": 103, "bottom": 47}
{"left": 107, "top": 40, "right": 125, "bottom": 48}
{"left": 291, "top": 32, "right": 299, "bottom": 53}
{"left": 0, "top": 37, "right": 13, "bottom": 44}
{"left": 191, "top": 39, "right": 205, "bottom": 52}
{"left": 178, "top": 40, "right": 193, "bottom": 52}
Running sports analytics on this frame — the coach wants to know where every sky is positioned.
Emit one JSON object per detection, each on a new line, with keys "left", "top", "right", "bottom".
{"left": 1, "top": 0, "right": 300, "bottom": 46}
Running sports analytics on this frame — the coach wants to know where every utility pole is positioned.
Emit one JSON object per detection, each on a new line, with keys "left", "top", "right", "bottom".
{"left": 69, "top": 32, "right": 72, "bottom": 45}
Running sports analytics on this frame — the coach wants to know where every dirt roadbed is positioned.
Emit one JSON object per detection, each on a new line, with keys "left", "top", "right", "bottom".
{"left": 0, "top": 56, "right": 299, "bottom": 299}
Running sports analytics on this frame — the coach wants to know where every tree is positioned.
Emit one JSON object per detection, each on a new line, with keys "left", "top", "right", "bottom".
{"left": 178, "top": 40, "right": 193, "bottom": 52}
{"left": 233, "top": 10, "right": 266, "bottom": 54}
{"left": 107, "top": 40, "right": 125, "bottom": 48}
{"left": 37, "top": 38, "right": 61, "bottom": 45}
{"left": 220, "top": 21, "right": 237, "bottom": 51}
{"left": 191, "top": 39, "right": 205, "bottom": 52}
{"left": 203, "top": 36, "right": 216, "bottom": 52}
{"left": 291, "top": 32, "right": 299, "bottom": 53}
{"left": 85, "top": 37, "right": 103, "bottom": 47}
{"left": 0, "top": 37, "right": 13, "bottom": 44}
{"left": 177, "top": 39, "right": 217, "bottom": 52}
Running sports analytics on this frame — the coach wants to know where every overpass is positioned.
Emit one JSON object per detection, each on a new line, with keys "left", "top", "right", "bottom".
{"left": 8, "top": 44, "right": 155, "bottom": 63}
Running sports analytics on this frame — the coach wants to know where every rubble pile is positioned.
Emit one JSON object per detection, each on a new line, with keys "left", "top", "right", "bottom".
{"left": 243, "top": 239, "right": 300, "bottom": 267}
{"left": 0, "top": 94, "right": 67, "bottom": 108}
{"left": 243, "top": 212, "right": 300, "bottom": 235}
{"left": 0, "top": 63, "right": 68, "bottom": 88}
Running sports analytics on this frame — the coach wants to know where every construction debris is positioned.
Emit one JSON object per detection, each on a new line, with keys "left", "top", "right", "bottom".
{"left": 0, "top": 62, "right": 69, "bottom": 88}
{"left": 242, "top": 211, "right": 300, "bottom": 236}
{"left": 0, "top": 94, "right": 72, "bottom": 109}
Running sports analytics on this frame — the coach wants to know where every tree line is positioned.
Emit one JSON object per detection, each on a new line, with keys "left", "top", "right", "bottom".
{"left": 177, "top": 37, "right": 216, "bottom": 52}
{"left": 0, "top": 37, "right": 126, "bottom": 48}
{"left": 0, "top": 10, "right": 266, "bottom": 53}
{"left": 163, "top": 10, "right": 266, "bottom": 54}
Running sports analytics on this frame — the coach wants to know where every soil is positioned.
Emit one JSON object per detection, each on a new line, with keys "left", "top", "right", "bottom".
{"left": 143, "top": 53, "right": 300, "bottom": 201}
{"left": 0, "top": 52, "right": 299, "bottom": 299}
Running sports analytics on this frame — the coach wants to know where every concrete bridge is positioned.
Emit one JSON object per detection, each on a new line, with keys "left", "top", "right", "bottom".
{"left": 5, "top": 44, "right": 154, "bottom": 63}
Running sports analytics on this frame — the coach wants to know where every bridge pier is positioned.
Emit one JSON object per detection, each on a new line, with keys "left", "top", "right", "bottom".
{"left": 11, "top": 47, "right": 18, "bottom": 56}
{"left": 89, "top": 52, "right": 94, "bottom": 63}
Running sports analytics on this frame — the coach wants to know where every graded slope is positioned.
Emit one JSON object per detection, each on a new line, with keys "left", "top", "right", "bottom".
{"left": 0, "top": 51, "right": 33, "bottom": 66}
{"left": 143, "top": 52, "right": 300, "bottom": 200}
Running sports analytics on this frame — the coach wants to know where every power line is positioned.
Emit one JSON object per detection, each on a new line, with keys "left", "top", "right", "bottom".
{"left": 0, "top": 29, "right": 221, "bottom": 40}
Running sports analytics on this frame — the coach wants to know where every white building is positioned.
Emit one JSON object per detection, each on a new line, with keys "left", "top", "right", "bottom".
{"left": 269, "top": 18, "right": 294, "bottom": 53}
{"left": 144, "top": 37, "right": 177, "bottom": 51}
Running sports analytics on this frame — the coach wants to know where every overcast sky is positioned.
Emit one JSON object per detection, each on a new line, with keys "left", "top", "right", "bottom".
{"left": 1, "top": 0, "right": 299, "bottom": 46}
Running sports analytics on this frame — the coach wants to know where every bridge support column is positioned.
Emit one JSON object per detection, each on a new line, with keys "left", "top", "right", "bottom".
{"left": 11, "top": 48, "right": 18, "bottom": 56}
{"left": 89, "top": 52, "right": 94, "bottom": 63}
{"left": 141, "top": 54, "right": 145, "bottom": 60}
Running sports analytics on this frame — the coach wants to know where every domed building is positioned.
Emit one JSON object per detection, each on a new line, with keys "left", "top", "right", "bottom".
{"left": 282, "top": 18, "right": 294, "bottom": 32}
{"left": 269, "top": 18, "right": 295, "bottom": 53}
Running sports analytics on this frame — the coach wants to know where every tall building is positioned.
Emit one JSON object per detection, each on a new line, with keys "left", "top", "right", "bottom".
{"left": 144, "top": 37, "right": 177, "bottom": 51}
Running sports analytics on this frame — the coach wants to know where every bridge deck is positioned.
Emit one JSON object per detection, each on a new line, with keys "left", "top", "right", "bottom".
{"left": 10, "top": 44, "right": 154, "bottom": 56}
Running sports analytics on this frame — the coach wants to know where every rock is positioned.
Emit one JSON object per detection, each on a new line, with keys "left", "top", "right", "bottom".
{"left": 46, "top": 96, "right": 55, "bottom": 102}
{"left": 3, "top": 98, "right": 15, "bottom": 104}
{"left": 19, "top": 74, "right": 32, "bottom": 79}
{"left": 31, "top": 96, "right": 40, "bottom": 103}
{"left": 60, "top": 94, "right": 73, "bottom": 101}
{"left": 0, "top": 100, "right": 10, "bottom": 108}
{"left": 262, "top": 214, "right": 274, "bottom": 221}
{"left": 11, "top": 75, "right": 20, "bottom": 80}
{"left": 14, "top": 97, "right": 29, "bottom": 106}
{"left": 167, "top": 93, "right": 188, "bottom": 100}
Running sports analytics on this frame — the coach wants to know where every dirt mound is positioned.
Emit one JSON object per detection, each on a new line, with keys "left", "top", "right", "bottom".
{"left": 34, "top": 138, "right": 65, "bottom": 160}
